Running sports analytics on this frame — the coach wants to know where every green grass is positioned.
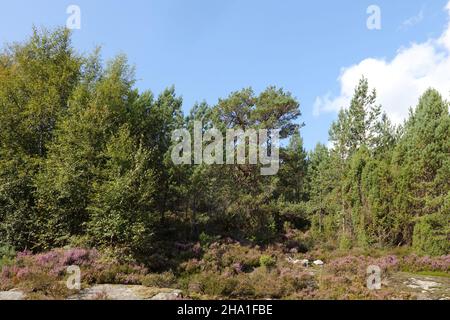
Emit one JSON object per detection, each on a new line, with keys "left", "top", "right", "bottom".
{"left": 412, "top": 271, "right": 450, "bottom": 278}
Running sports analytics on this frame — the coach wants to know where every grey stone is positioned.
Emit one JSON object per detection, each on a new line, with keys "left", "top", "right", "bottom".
{"left": 313, "top": 260, "right": 324, "bottom": 266}
{"left": 150, "top": 290, "right": 183, "bottom": 300}
{"left": 68, "top": 284, "right": 182, "bottom": 301}
{"left": 0, "top": 289, "right": 25, "bottom": 300}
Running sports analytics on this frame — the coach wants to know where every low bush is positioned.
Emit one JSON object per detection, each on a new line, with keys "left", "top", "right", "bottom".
{"left": 0, "top": 244, "right": 15, "bottom": 271}
{"left": 0, "top": 243, "right": 448, "bottom": 300}
{"left": 259, "top": 255, "right": 276, "bottom": 268}
{"left": 142, "top": 272, "right": 177, "bottom": 288}
{"left": 200, "top": 243, "right": 261, "bottom": 273}
{"left": 0, "top": 248, "right": 149, "bottom": 295}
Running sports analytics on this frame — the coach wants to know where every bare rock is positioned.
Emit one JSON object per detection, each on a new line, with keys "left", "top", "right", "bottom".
{"left": 287, "top": 257, "right": 309, "bottom": 267}
{"left": 68, "top": 284, "right": 182, "bottom": 301}
{"left": 0, "top": 289, "right": 25, "bottom": 300}
{"left": 313, "top": 260, "right": 324, "bottom": 266}
{"left": 150, "top": 290, "right": 183, "bottom": 300}
{"left": 406, "top": 278, "right": 441, "bottom": 291}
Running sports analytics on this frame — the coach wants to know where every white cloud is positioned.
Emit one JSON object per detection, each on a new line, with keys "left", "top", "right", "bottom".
{"left": 314, "top": 2, "right": 450, "bottom": 124}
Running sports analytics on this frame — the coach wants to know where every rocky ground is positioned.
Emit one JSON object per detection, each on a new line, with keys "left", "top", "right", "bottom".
{"left": 68, "top": 285, "right": 183, "bottom": 300}
{"left": 386, "top": 272, "right": 450, "bottom": 300}
{"left": 0, "top": 285, "right": 183, "bottom": 301}
{"left": 0, "top": 289, "right": 25, "bottom": 300}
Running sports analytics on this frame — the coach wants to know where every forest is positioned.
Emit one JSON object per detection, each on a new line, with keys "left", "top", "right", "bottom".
{"left": 0, "top": 28, "right": 448, "bottom": 300}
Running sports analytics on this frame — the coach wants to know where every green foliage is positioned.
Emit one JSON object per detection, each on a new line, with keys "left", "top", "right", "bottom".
{"left": 413, "top": 213, "right": 449, "bottom": 256}
{"left": 307, "top": 143, "right": 339, "bottom": 242}
{"left": 0, "top": 244, "right": 15, "bottom": 269}
{"left": 393, "top": 89, "right": 450, "bottom": 245}
{"left": 259, "top": 255, "right": 276, "bottom": 268}
{"left": 87, "top": 126, "right": 157, "bottom": 253}
{"left": 0, "top": 27, "right": 81, "bottom": 250}
{"left": 0, "top": 27, "right": 448, "bottom": 267}
{"left": 276, "top": 129, "right": 308, "bottom": 203}
{"left": 199, "top": 232, "right": 219, "bottom": 249}
{"left": 310, "top": 80, "right": 449, "bottom": 256}
{"left": 191, "top": 86, "right": 303, "bottom": 242}
{"left": 339, "top": 233, "right": 353, "bottom": 251}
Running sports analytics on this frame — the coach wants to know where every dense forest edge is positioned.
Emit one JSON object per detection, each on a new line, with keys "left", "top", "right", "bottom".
{"left": 0, "top": 28, "right": 448, "bottom": 300}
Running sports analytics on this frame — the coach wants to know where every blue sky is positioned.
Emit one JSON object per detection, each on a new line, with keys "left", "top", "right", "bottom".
{"left": 1, "top": 0, "right": 449, "bottom": 150}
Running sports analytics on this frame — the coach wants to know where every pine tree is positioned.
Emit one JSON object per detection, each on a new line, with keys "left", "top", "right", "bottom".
{"left": 393, "top": 89, "right": 450, "bottom": 249}
{"left": 307, "top": 143, "right": 340, "bottom": 240}
{"left": 347, "top": 77, "right": 381, "bottom": 153}
{"left": 276, "top": 129, "right": 308, "bottom": 203}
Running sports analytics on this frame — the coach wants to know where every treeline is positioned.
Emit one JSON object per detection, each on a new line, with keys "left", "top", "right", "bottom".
{"left": 308, "top": 79, "right": 449, "bottom": 256}
{"left": 0, "top": 28, "right": 448, "bottom": 261}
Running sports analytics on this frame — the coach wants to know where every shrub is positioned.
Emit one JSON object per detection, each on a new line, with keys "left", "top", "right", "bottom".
{"left": 62, "top": 248, "right": 99, "bottom": 266}
{"left": 250, "top": 267, "right": 315, "bottom": 299}
{"left": 84, "top": 263, "right": 147, "bottom": 285}
{"left": 413, "top": 213, "right": 449, "bottom": 256}
{"left": 179, "top": 259, "right": 201, "bottom": 275}
{"left": 283, "top": 223, "right": 315, "bottom": 253}
{"left": 18, "top": 271, "right": 74, "bottom": 300}
{"left": 199, "top": 232, "right": 219, "bottom": 249}
{"left": 142, "top": 272, "right": 177, "bottom": 288}
{"left": 259, "top": 255, "right": 276, "bottom": 268}
{"left": 201, "top": 243, "right": 261, "bottom": 273}
{"left": 0, "top": 244, "right": 15, "bottom": 259}
{"left": 250, "top": 267, "right": 284, "bottom": 298}
{"left": 0, "top": 244, "right": 15, "bottom": 270}
{"left": 0, "top": 248, "right": 151, "bottom": 291}
{"left": 188, "top": 273, "right": 237, "bottom": 297}
{"left": 401, "top": 254, "right": 449, "bottom": 272}
{"left": 339, "top": 233, "right": 353, "bottom": 251}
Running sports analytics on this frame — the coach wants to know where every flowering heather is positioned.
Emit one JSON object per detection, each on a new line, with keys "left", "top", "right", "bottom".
{"left": 117, "top": 273, "right": 143, "bottom": 285}
{"left": 1, "top": 265, "right": 20, "bottom": 279}
{"left": 372, "top": 255, "right": 400, "bottom": 272}
{"left": 34, "top": 251, "right": 60, "bottom": 267}
{"left": 0, "top": 248, "right": 101, "bottom": 283}
{"left": 401, "top": 254, "right": 450, "bottom": 272}
{"left": 16, "top": 266, "right": 32, "bottom": 280}
{"left": 327, "top": 256, "right": 368, "bottom": 276}
{"left": 81, "top": 260, "right": 148, "bottom": 285}
{"left": 325, "top": 254, "right": 449, "bottom": 278}
{"left": 17, "top": 250, "right": 32, "bottom": 258}
{"left": 62, "top": 248, "right": 99, "bottom": 266}
{"left": 1, "top": 243, "right": 448, "bottom": 300}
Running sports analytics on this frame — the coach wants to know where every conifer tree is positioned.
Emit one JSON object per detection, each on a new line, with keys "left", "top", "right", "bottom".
{"left": 393, "top": 89, "right": 450, "bottom": 249}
